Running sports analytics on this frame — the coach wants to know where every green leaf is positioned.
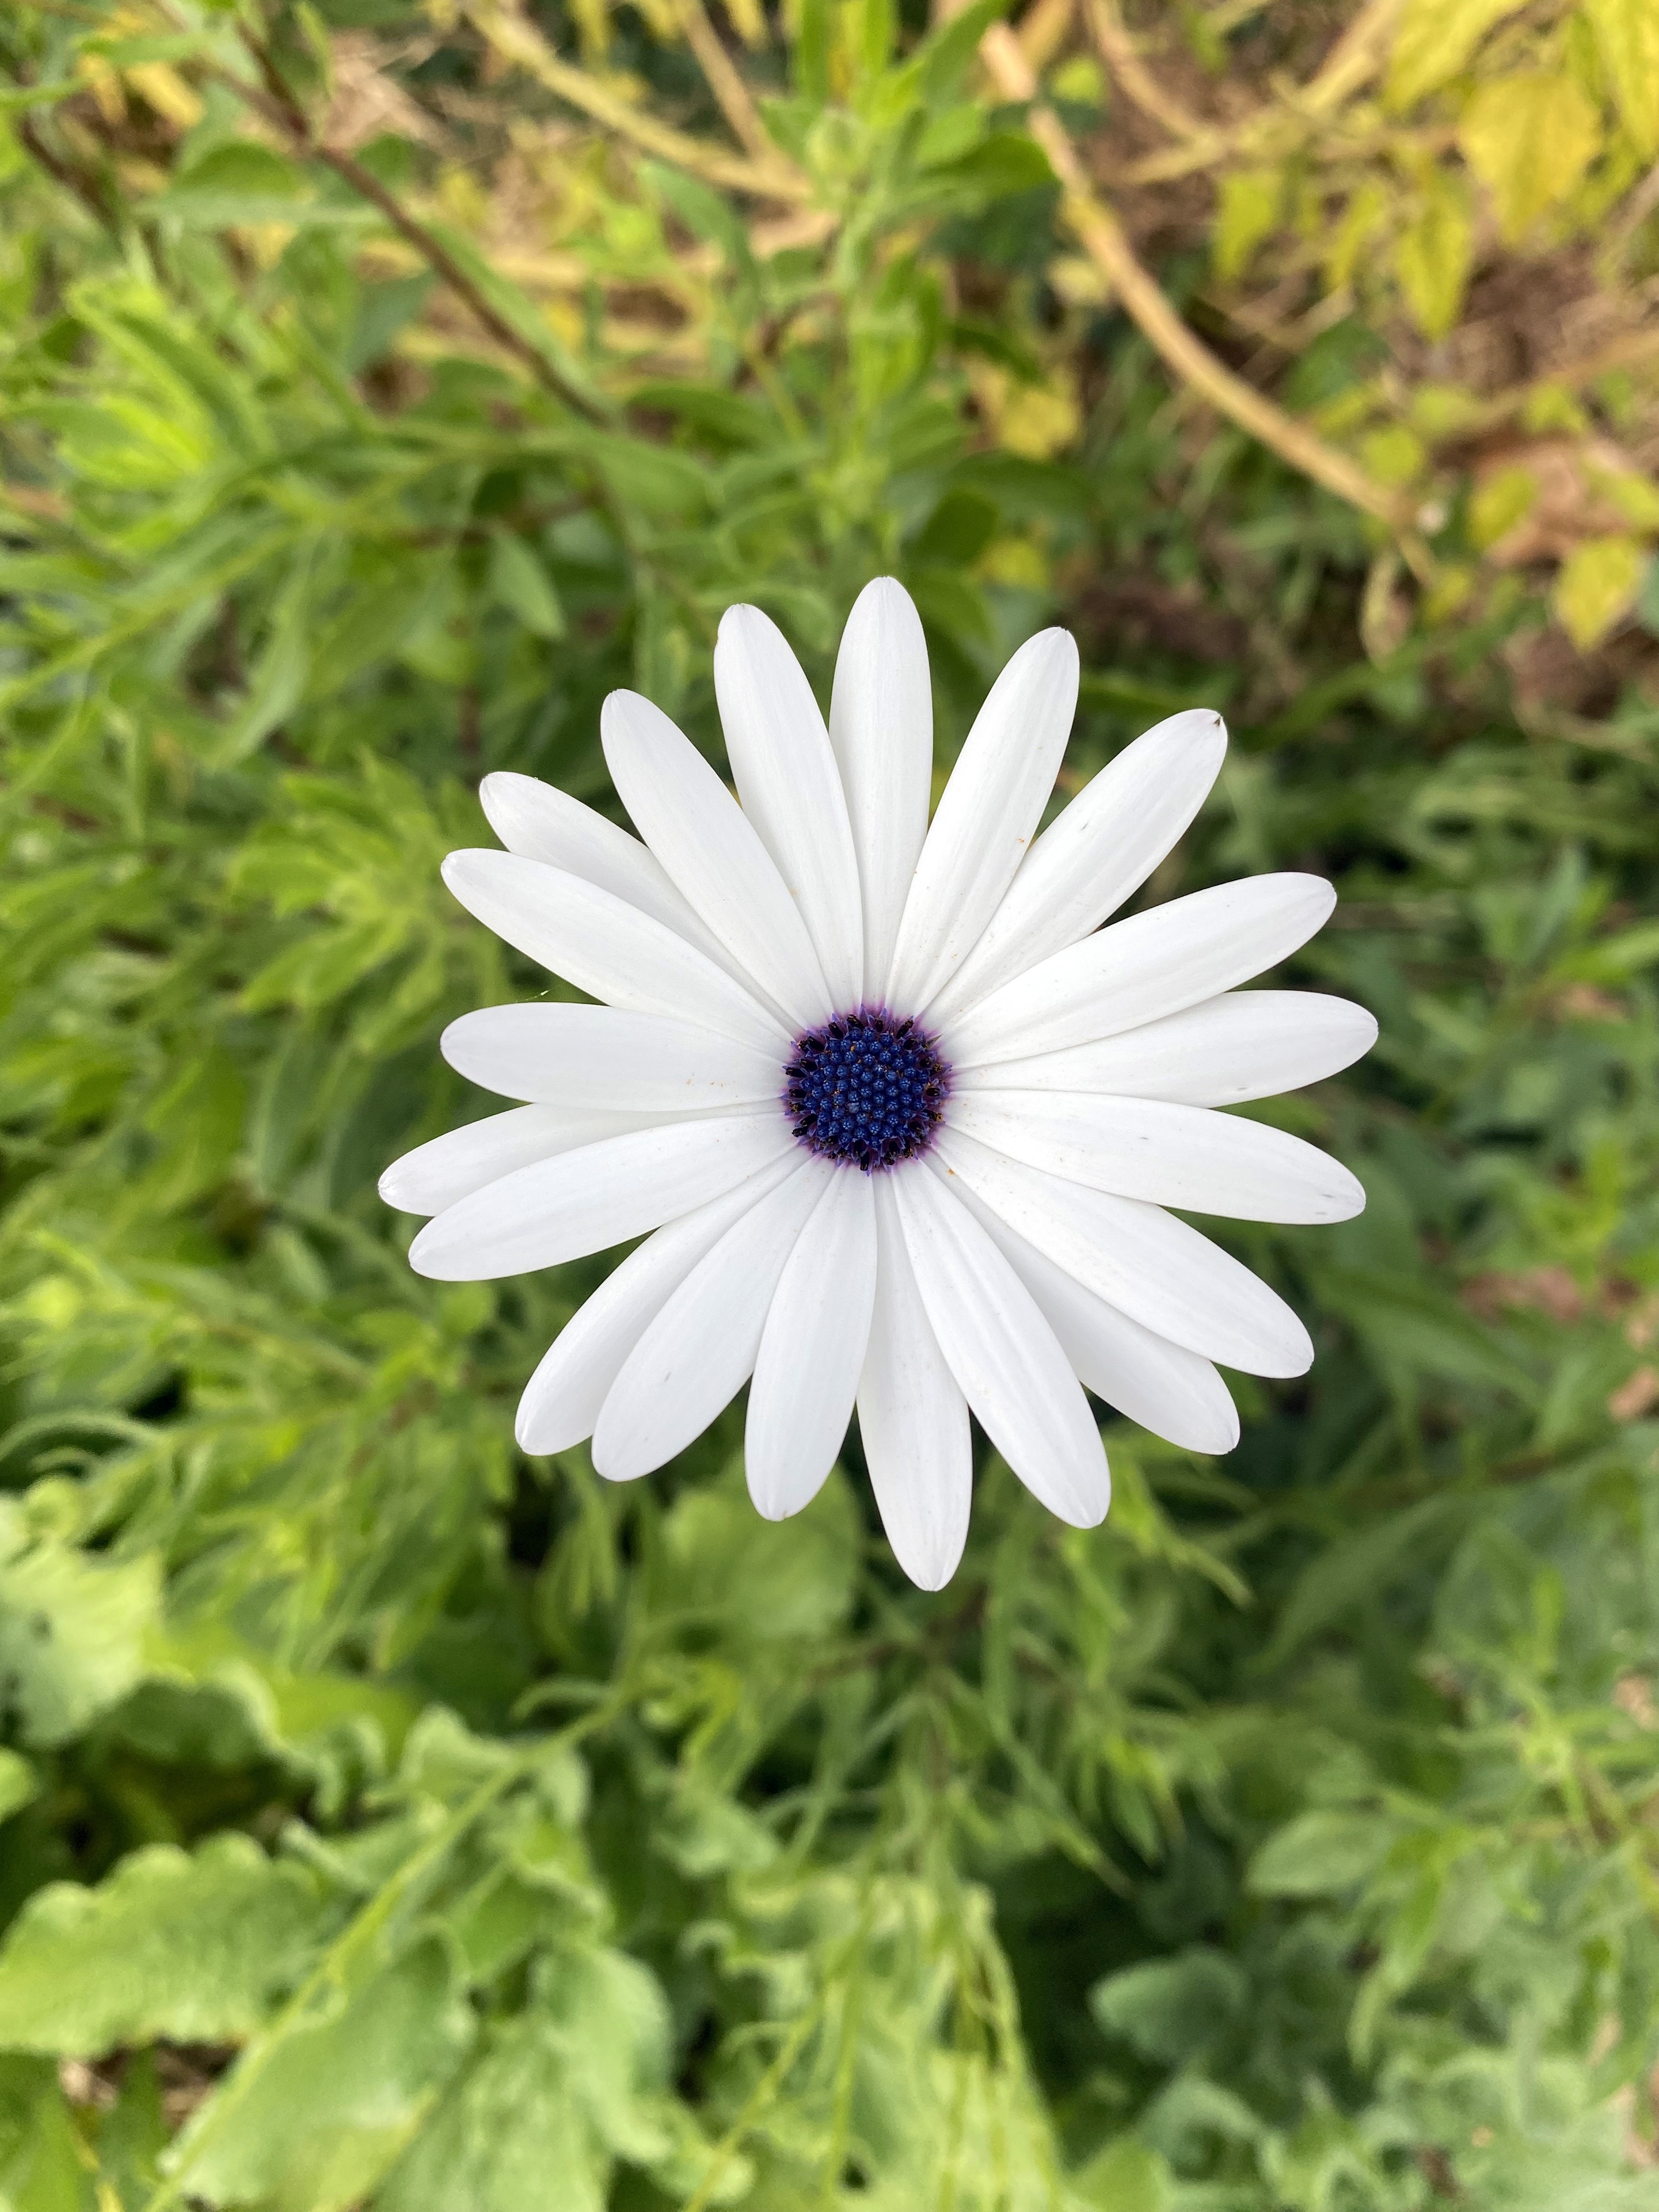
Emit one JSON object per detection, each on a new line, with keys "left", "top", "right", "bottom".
{"left": 486, "top": 534, "right": 566, "bottom": 640}
{"left": 382, "top": 1944, "right": 675, "bottom": 2212}
{"left": 1089, "top": 1949, "right": 1247, "bottom": 2066}
{"left": 1458, "top": 72, "right": 1603, "bottom": 241}
{"left": 0, "top": 2057, "right": 90, "bottom": 2212}
{"left": 0, "top": 1526, "right": 160, "bottom": 1749}
{"left": 173, "top": 1937, "right": 474, "bottom": 2212}
{"left": 1248, "top": 1810, "right": 1393, "bottom": 1898}
{"left": 923, "top": 132, "right": 1054, "bottom": 201}
{"left": 0, "top": 1749, "right": 40, "bottom": 1826}
{"left": 645, "top": 1464, "right": 859, "bottom": 1644}
{"left": 0, "top": 1836, "right": 329, "bottom": 2055}
{"left": 913, "top": 0, "right": 1013, "bottom": 98}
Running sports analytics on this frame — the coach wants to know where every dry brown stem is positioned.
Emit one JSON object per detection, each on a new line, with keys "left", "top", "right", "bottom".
{"left": 977, "top": 22, "right": 1421, "bottom": 547}
{"left": 462, "top": 0, "right": 811, "bottom": 204}
{"left": 676, "top": 0, "right": 776, "bottom": 161}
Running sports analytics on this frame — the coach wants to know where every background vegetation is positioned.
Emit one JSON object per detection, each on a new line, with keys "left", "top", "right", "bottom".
{"left": 3, "top": 0, "right": 1659, "bottom": 2203}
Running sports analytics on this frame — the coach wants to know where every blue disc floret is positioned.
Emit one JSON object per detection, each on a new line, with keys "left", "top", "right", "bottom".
{"left": 783, "top": 1007, "right": 950, "bottom": 1172}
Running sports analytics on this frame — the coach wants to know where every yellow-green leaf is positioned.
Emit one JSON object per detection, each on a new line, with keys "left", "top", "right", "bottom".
{"left": 1459, "top": 72, "right": 1603, "bottom": 241}
{"left": 1587, "top": 462, "right": 1659, "bottom": 530}
{"left": 1582, "top": 0, "right": 1659, "bottom": 157}
{"left": 1360, "top": 423, "right": 1428, "bottom": 489}
{"left": 1325, "top": 178, "right": 1391, "bottom": 294}
{"left": 1553, "top": 534, "right": 1647, "bottom": 646}
{"left": 1213, "top": 167, "right": 1282, "bottom": 283}
{"left": 1394, "top": 174, "right": 1475, "bottom": 337}
{"left": 1469, "top": 465, "right": 1538, "bottom": 550}
{"left": 1387, "top": 0, "right": 1528, "bottom": 109}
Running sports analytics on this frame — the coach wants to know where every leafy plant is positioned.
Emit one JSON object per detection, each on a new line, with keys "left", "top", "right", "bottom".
{"left": 2, "top": 0, "right": 1658, "bottom": 2205}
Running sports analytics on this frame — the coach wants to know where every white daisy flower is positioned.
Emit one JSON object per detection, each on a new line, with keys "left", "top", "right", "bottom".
{"left": 382, "top": 581, "right": 1375, "bottom": 1589}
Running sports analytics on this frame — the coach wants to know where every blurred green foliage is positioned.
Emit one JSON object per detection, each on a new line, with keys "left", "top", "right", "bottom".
{"left": 2, "top": 0, "right": 1659, "bottom": 2205}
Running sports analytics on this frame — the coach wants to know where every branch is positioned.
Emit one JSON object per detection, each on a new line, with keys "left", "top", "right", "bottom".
{"left": 203, "top": 29, "right": 611, "bottom": 422}
{"left": 1085, "top": 0, "right": 1207, "bottom": 143}
{"left": 461, "top": 0, "right": 812, "bottom": 204}
{"left": 976, "top": 24, "right": 1423, "bottom": 547}
{"left": 677, "top": 0, "right": 776, "bottom": 163}
{"left": 1085, "top": 0, "right": 1401, "bottom": 176}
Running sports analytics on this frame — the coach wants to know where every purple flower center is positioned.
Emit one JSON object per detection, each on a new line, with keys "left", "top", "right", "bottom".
{"left": 783, "top": 1008, "right": 950, "bottom": 1172}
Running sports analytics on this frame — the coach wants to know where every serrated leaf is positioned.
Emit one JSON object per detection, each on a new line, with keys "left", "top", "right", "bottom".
{"left": 0, "top": 1835, "right": 328, "bottom": 2055}
{"left": 173, "top": 1937, "right": 474, "bottom": 2212}
{"left": 1459, "top": 72, "right": 1603, "bottom": 242}
{"left": 0, "top": 1530, "right": 159, "bottom": 1749}
{"left": 1553, "top": 534, "right": 1647, "bottom": 646}
{"left": 379, "top": 1943, "right": 675, "bottom": 2212}
{"left": 1386, "top": 0, "right": 1528, "bottom": 109}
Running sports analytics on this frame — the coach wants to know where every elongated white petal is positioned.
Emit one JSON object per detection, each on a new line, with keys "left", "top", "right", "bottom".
{"left": 747, "top": 1170, "right": 878, "bottom": 1520}
{"left": 713, "top": 604, "right": 864, "bottom": 1005}
{"left": 937, "top": 1128, "right": 1314, "bottom": 1378}
{"left": 478, "top": 771, "right": 735, "bottom": 971}
{"left": 886, "top": 629, "right": 1079, "bottom": 1014}
{"left": 591, "top": 1160, "right": 828, "bottom": 1480}
{"left": 442, "top": 1004, "right": 783, "bottom": 1111}
{"left": 602, "top": 690, "right": 833, "bottom": 1030}
{"left": 933, "top": 708, "right": 1227, "bottom": 1022}
{"left": 442, "top": 850, "right": 783, "bottom": 1054}
{"left": 828, "top": 578, "right": 933, "bottom": 995}
{"left": 957, "top": 989, "right": 1379, "bottom": 1106}
{"left": 952, "top": 1181, "right": 1239, "bottom": 1454}
{"left": 946, "top": 874, "right": 1336, "bottom": 1069}
{"left": 858, "top": 1178, "right": 972, "bottom": 1590}
{"left": 516, "top": 1155, "right": 797, "bottom": 1455}
{"left": 949, "top": 1092, "right": 1367, "bottom": 1224}
{"left": 895, "top": 1164, "right": 1109, "bottom": 1529}
{"left": 409, "top": 1114, "right": 792, "bottom": 1281}
{"left": 380, "top": 1103, "right": 662, "bottom": 1217}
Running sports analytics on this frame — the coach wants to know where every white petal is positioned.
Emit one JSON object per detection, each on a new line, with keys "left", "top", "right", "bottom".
{"left": 937, "top": 1128, "right": 1314, "bottom": 1378}
{"left": 409, "top": 1114, "right": 792, "bottom": 1281}
{"left": 380, "top": 1102, "right": 662, "bottom": 1217}
{"left": 478, "top": 771, "right": 735, "bottom": 971}
{"left": 858, "top": 1178, "right": 972, "bottom": 1590}
{"left": 951, "top": 1181, "right": 1239, "bottom": 1454}
{"left": 956, "top": 989, "right": 1379, "bottom": 1106}
{"left": 713, "top": 604, "right": 864, "bottom": 1006}
{"left": 591, "top": 1159, "right": 828, "bottom": 1480}
{"left": 894, "top": 1164, "right": 1109, "bottom": 1529}
{"left": 886, "top": 629, "right": 1079, "bottom": 1014}
{"left": 828, "top": 578, "right": 933, "bottom": 996}
{"left": 601, "top": 689, "right": 832, "bottom": 1030}
{"left": 442, "top": 1004, "right": 783, "bottom": 1111}
{"left": 442, "top": 850, "right": 784, "bottom": 1055}
{"left": 946, "top": 874, "right": 1337, "bottom": 1069}
{"left": 949, "top": 1092, "right": 1367, "bottom": 1224}
{"left": 516, "top": 1155, "right": 797, "bottom": 1455}
{"left": 746, "top": 1170, "right": 878, "bottom": 1521}
{"left": 932, "top": 708, "right": 1227, "bottom": 1023}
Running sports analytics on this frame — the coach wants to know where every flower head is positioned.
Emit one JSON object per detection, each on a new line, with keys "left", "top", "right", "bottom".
{"left": 382, "top": 582, "right": 1375, "bottom": 1588}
